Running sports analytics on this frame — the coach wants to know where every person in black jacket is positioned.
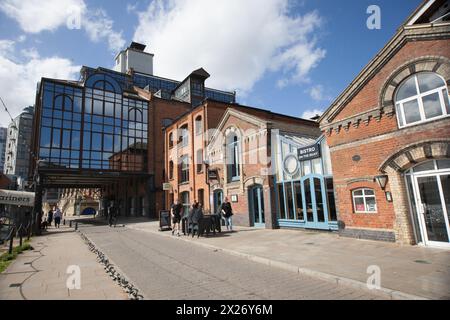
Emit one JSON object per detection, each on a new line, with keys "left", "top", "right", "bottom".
{"left": 108, "top": 202, "right": 117, "bottom": 227}
{"left": 47, "top": 208, "right": 54, "bottom": 227}
{"left": 220, "top": 197, "right": 233, "bottom": 231}
{"left": 171, "top": 199, "right": 182, "bottom": 236}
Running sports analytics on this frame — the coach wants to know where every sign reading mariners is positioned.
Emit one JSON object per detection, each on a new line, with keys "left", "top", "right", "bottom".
{"left": 297, "top": 143, "right": 321, "bottom": 161}
{"left": 0, "top": 189, "right": 35, "bottom": 207}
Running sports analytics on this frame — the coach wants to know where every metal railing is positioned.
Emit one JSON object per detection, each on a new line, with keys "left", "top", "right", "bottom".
{"left": 1, "top": 215, "right": 33, "bottom": 255}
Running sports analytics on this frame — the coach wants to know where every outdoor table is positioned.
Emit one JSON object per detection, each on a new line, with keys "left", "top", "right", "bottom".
{"left": 181, "top": 214, "right": 221, "bottom": 237}
{"left": 199, "top": 215, "right": 221, "bottom": 236}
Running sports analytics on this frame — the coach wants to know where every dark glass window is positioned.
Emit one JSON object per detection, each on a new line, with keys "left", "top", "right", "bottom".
{"left": 196, "top": 149, "right": 203, "bottom": 173}
{"left": 326, "top": 178, "right": 337, "bottom": 221}
{"left": 227, "top": 134, "right": 240, "bottom": 182}
{"left": 294, "top": 181, "right": 304, "bottom": 220}
{"left": 169, "top": 161, "right": 174, "bottom": 180}
{"left": 195, "top": 116, "right": 202, "bottom": 135}
{"left": 169, "top": 132, "right": 174, "bottom": 148}
{"left": 178, "top": 125, "right": 189, "bottom": 147}
{"left": 278, "top": 184, "right": 286, "bottom": 219}
{"left": 180, "top": 155, "right": 189, "bottom": 183}
{"left": 285, "top": 183, "right": 294, "bottom": 220}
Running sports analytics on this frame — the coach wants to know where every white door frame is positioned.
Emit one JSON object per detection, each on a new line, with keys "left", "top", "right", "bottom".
{"left": 408, "top": 164, "right": 450, "bottom": 248}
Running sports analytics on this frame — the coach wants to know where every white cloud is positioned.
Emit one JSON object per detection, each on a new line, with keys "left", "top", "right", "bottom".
{"left": 301, "top": 108, "right": 323, "bottom": 120}
{"left": 307, "top": 84, "right": 331, "bottom": 101}
{"left": 83, "top": 9, "right": 126, "bottom": 53}
{"left": 0, "top": 41, "right": 80, "bottom": 126}
{"left": 133, "top": 0, "right": 325, "bottom": 93}
{"left": 0, "top": 40, "right": 15, "bottom": 55}
{"left": 0, "top": 0, "right": 124, "bottom": 53}
{"left": 0, "top": 0, "right": 86, "bottom": 33}
{"left": 127, "top": 3, "right": 138, "bottom": 14}
{"left": 21, "top": 47, "right": 40, "bottom": 60}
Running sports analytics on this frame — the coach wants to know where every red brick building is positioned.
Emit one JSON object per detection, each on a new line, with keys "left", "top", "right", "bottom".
{"left": 164, "top": 101, "right": 321, "bottom": 227}
{"left": 207, "top": 108, "right": 320, "bottom": 228}
{"left": 319, "top": 0, "right": 450, "bottom": 246}
{"left": 164, "top": 99, "right": 232, "bottom": 215}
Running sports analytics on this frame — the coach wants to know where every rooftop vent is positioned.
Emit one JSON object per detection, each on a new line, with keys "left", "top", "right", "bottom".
{"left": 130, "top": 42, "right": 146, "bottom": 52}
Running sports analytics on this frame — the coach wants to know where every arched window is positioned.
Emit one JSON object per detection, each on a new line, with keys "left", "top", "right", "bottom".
{"left": 178, "top": 124, "right": 189, "bottom": 147}
{"left": 196, "top": 149, "right": 203, "bottom": 173}
{"left": 93, "top": 80, "right": 115, "bottom": 92}
{"left": 128, "top": 108, "right": 142, "bottom": 122}
{"left": 54, "top": 94, "right": 73, "bottom": 111}
{"left": 169, "top": 161, "right": 174, "bottom": 180}
{"left": 395, "top": 72, "right": 450, "bottom": 127}
{"left": 352, "top": 188, "right": 377, "bottom": 213}
{"left": 226, "top": 132, "right": 240, "bottom": 182}
{"left": 195, "top": 116, "right": 202, "bottom": 135}
{"left": 85, "top": 73, "right": 122, "bottom": 93}
{"left": 180, "top": 155, "right": 189, "bottom": 183}
{"left": 168, "top": 132, "right": 174, "bottom": 148}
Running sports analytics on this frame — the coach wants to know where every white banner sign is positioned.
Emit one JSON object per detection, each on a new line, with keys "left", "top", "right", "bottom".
{"left": 0, "top": 189, "right": 35, "bottom": 207}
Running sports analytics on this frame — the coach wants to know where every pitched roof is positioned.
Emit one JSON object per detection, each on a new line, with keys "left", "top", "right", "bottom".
{"left": 319, "top": 0, "right": 450, "bottom": 126}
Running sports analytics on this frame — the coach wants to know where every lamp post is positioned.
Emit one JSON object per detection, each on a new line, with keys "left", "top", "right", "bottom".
{"left": 32, "top": 159, "right": 44, "bottom": 236}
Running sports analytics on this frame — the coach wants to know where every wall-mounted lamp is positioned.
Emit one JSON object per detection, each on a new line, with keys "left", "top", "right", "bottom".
{"left": 374, "top": 175, "right": 388, "bottom": 190}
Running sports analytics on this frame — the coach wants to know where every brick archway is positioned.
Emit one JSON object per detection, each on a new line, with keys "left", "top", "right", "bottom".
{"left": 378, "top": 140, "right": 450, "bottom": 245}
{"left": 379, "top": 139, "right": 450, "bottom": 173}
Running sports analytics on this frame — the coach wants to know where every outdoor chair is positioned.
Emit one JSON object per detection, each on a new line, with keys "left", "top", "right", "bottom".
{"left": 188, "top": 222, "right": 199, "bottom": 238}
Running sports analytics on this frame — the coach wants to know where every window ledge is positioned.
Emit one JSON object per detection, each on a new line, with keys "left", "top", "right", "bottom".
{"left": 354, "top": 211, "right": 378, "bottom": 214}
{"left": 397, "top": 114, "right": 450, "bottom": 130}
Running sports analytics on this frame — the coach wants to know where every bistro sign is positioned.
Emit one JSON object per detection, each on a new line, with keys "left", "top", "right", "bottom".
{"left": 0, "top": 189, "right": 35, "bottom": 207}
{"left": 297, "top": 143, "right": 321, "bottom": 161}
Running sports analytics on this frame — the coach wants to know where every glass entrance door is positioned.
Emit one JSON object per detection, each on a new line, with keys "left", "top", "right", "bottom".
{"left": 415, "top": 174, "right": 450, "bottom": 246}
{"left": 407, "top": 160, "right": 450, "bottom": 247}
{"left": 213, "top": 190, "right": 223, "bottom": 215}
{"left": 303, "top": 175, "right": 330, "bottom": 230}
{"left": 249, "top": 185, "right": 265, "bottom": 227}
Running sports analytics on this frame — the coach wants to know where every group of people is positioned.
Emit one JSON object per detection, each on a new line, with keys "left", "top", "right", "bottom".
{"left": 170, "top": 197, "right": 234, "bottom": 236}
{"left": 43, "top": 206, "right": 63, "bottom": 229}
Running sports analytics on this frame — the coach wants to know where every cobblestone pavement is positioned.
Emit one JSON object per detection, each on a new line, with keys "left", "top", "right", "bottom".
{"left": 79, "top": 223, "right": 387, "bottom": 300}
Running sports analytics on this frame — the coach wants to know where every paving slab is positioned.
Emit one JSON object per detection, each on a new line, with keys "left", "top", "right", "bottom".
{"left": 0, "top": 226, "right": 127, "bottom": 300}
{"left": 123, "top": 220, "right": 450, "bottom": 300}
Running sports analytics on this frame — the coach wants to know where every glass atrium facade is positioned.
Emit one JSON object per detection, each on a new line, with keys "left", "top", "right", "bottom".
{"left": 38, "top": 72, "right": 148, "bottom": 172}
{"left": 80, "top": 67, "right": 236, "bottom": 105}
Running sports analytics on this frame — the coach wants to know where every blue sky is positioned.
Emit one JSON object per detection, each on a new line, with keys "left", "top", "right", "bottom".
{"left": 0, "top": 0, "right": 422, "bottom": 126}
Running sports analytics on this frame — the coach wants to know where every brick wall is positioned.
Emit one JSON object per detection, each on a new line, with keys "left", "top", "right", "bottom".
{"left": 321, "top": 37, "right": 450, "bottom": 244}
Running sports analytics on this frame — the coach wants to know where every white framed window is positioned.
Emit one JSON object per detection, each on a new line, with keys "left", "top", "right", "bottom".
{"left": 178, "top": 125, "right": 189, "bottom": 147}
{"left": 395, "top": 72, "right": 450, "bottom": 128}
{"left": 352, "top": 188, "right": 377, "bottom": 213}
{"left": 227, "top": 134, "right": 240, "bottom": 182}
{"left": 195, "top": 116, "right": 202, "bottom": 135}
{"left": 180, "top": 155, "right": 189, "bottom": 183}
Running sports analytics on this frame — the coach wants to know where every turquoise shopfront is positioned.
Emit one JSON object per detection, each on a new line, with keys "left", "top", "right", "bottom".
{"left": 275, "top": 134, "right": 338, "bottom": 231}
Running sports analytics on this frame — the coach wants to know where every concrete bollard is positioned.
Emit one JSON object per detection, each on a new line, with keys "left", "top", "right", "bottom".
{"left": 75, "top": 222, "right": 78, "bottom": 230}
{"left": 63, "top": 219, "right": 66, "bottom": 225}
{"left": 69, "top": 220, "right": 72, "bottom": 228}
